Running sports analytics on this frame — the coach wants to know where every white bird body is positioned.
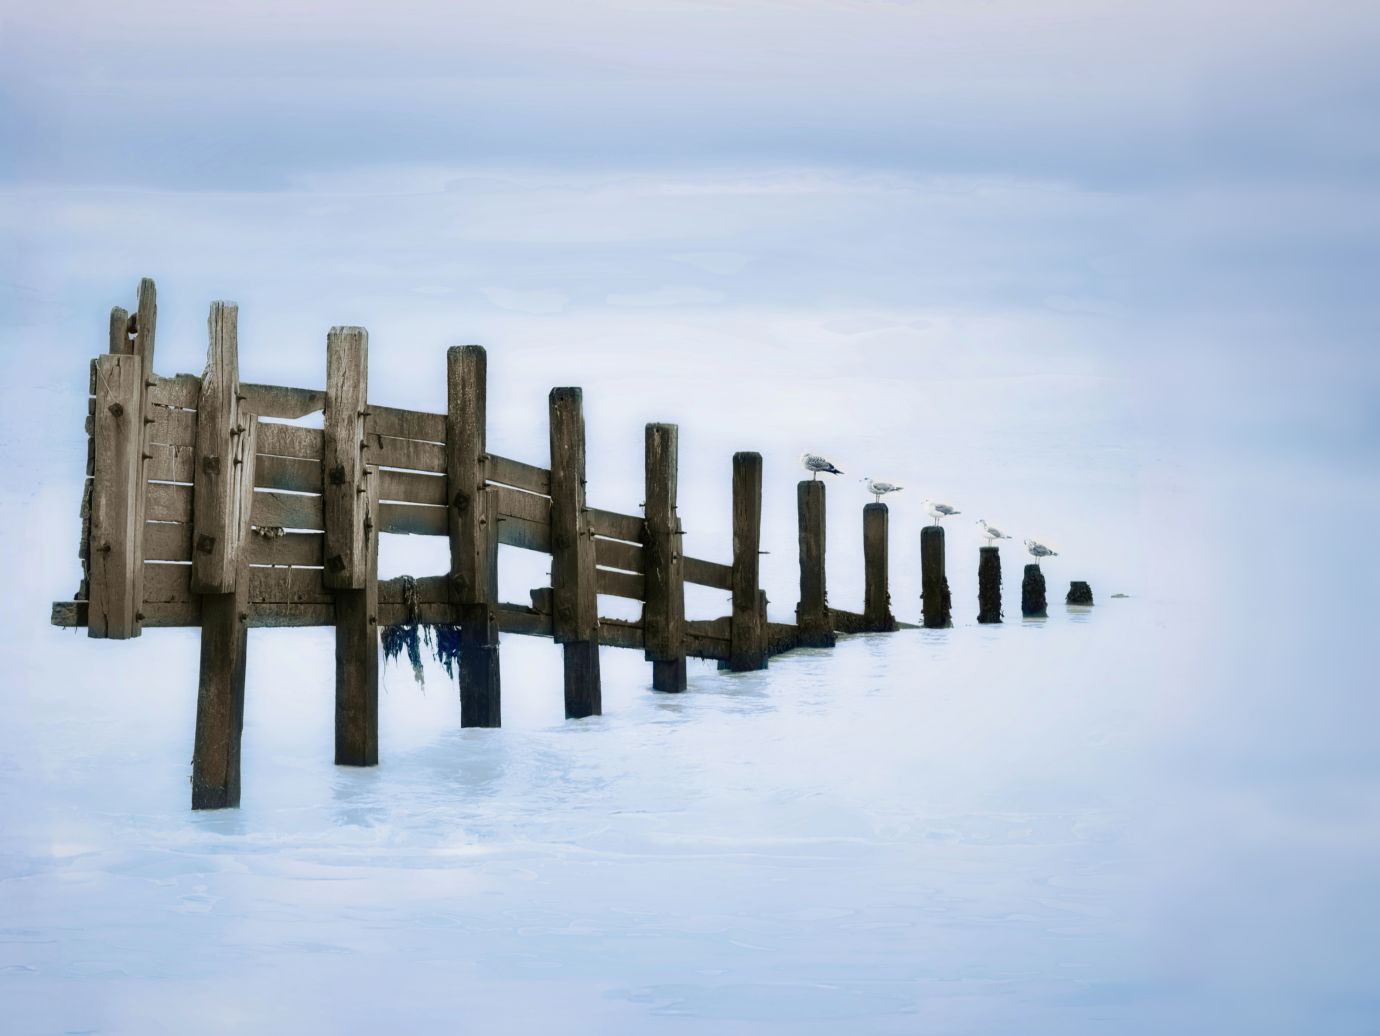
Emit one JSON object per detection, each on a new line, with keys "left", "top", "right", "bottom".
{"left": 977, "top": 519, "right": 1011, "bottom": 544}
{"left": 1024, "top": 538, "right": 1058, "bottom": 560}
{"left": 801, "top": 452, "right": 843, "bottom": 480}
{"left": 862, "top": 477, "right": 902, "bottom": 503}
{"left": 924, "top": 498, "right": 960, "bottom": 525}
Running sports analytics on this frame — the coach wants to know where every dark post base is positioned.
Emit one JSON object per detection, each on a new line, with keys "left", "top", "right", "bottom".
{"left": 977, "top": 546, "right": 1002, "bottom": 624}
{"left": 1066, "top": 581, "right": 1094, "bottom": 606}
{"left": 1022, "top": 564, "right": 1047, "bottom": 617}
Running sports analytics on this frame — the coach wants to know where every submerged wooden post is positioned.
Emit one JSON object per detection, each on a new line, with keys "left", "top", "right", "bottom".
{"left": 1022, "top": 564, "right": 1047, "bottom": 617}
{"left": 644, "top": 423, "right": 687, "bottom": 692}
{"left": 795, "top": 481, "right": 833, "bottom": 647}
{"left": 190, "top": 302, "right": 258, "bottom": 809}
{"left": 920, "top": 525, "right": 952, "bottom": 629}
{"left": 729, "top": 451, "right": 767, "bottom": 671}
{"left": 1066, "top": 581, "right": 1094, "bottom": 606}
{"left": 325, "top": 328, "right": 379, "bottom": 764}
{"left": 977, "top": 546, "right": 1002, "bottom": 623}
{"left": 448, "top": 345, "right": 501, "bottom": 727}
{"left": 863, "top": 502, "right": 896, "bottom": 632}
{"left": 550, "top": 387, "right": 601, "bottom": 717}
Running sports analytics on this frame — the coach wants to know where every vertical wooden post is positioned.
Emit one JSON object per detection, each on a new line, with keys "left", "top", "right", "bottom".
{"left": 191, "top": 416, "right": 258, "bottom": 810}
{"left": 1066, "top": 581, "right": 1094, "bottom": 606}
{"left": 644, "top": 423, "right": 687, "bottom": 692}
{"left": 978, "top": 546, "right": 1002, "bottom": 623}
{"left": 863, "top": 502, "right": 896, "bottom": 632}
{"left": 1022, "top": 564, "right": 1048, "bottom": 617}
{"left": 920, "top": 525, "right": 952, "bottom": 629}
{"left": 335, "top": 467, "right": 379, "bottom": 765}
{"left": 323, "top": 327, "right": 369, "bottom": 589}
{"left": 191, "top": 302, "right": 249, "bottom": 594}
{"left": 447, "top": 345, "right": 501, "bottom": 727}
{"left": 729, "top": 451, "right": 767, "bottom": 671}
{"left": 550, "top": 387, "right": 601, "bottom": 717}
{"left": 795, "top": 480, "right": 833, "bottom": 647}
{"left": 88, "top": 347, "right": 143, "bottom": 639}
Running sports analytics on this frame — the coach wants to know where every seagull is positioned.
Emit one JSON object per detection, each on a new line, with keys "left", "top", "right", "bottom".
{"left": 1024, "top": 539, "right": 1059, "bottom": 560}
{"left": 977, "top": 519, "right": 1012, "bottom": 545}
{"left": 862, "top": 477, "right": 902, "bottom": 503}
{"left": 801, "top": 452, "right": 843, "bottom": 480}
{"left": 923, "top": 499, "right": 960, "bottom": 525}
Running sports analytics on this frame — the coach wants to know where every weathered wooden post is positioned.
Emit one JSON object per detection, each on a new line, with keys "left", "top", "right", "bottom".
{"left": 863, "top": 502, "right": 896, "bottom": 632}
{"left": 795, "top": 480, "right": 834, "bottom": 647}
{"left": 190, "top": 301, "right": 259, "bottom": 809}
{"left": 978, "top": 546, "right": 1002, "bottom": 623}
{"left": 1022, "top": 564, "right": 1047, "bottom": 617}
{"left": 729, "top": 452, "right": 767, "bottom": 671}
{"left": 324, "top": 327, "right": 379, "bottom": 765}
{"left": 550, "top": 387, "right": 601, "bottom": 717}
{"left": 1066, "top": 581, "right": 1094, "bottom": 605}
{"left": 448, "top": 345, "right": 501, "bottom": 727}
{"left": 644, "top": 423, "right": 687, "bottom": 691}
{"left": 920, "top": 525, "right": 952, "bottom": 629}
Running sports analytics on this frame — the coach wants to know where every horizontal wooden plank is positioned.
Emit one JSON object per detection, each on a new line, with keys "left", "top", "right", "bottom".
{"left": 246, "top": 530, "right": 323, "bottom": 567}
{"left": 588, "top": 508, "right": 643, "bottom": 544}
{"left": 367, "top": 432, "right": 445, "bottom": 473}
{"left": 497, "top": 604, "right": 552, "bottom": 638}
{"left": 250, "top": 490, "right": 325, "bottom": 531}
{"left": 487, "top": 454, "right": 551, "bottom": 496}
{"left": 492, "top": 484, "right": 550, "bottom": 526}
{"left": 148, "top": 373, "right": 200, "bottom": 410}
{"left": 241, "top": 382, "right": 323, "bottom": 420}
{"left": 378, "top": 501, "right": 446, "bottom": 535}
{"left": 596, "top": 567, "right": 644, "bottom": 601}
{"left": 686, "top": 616, "right": 731, "bottom": 641}
{"left": 594, "top": 537, "right": 642, "bottom": 574}
{"left": 257, "top": 422, "right": 323, "bottom": 461}
{"left": 496, "top": 514, "right": 550, "bottom": 552}
{"left": 146, "top": 442, "right": 194, "bottom": 483}
{"left": 379, "top": 574, "right": 451, "bottom": 606}
{"left": 142, "top": 563, "right": 334, "bottom": 605}
{"left": 684, "top": 556, "right": 733, "bottom": 590}
{"left": 148, "top": 405, "right": 197, "bottom": 447}
{"left": 597, "top": 618, "right": 644, "bottom": 651}
{"left": 255, "top": 453, "right": 321, "bottom": 494}
{"left": 369, "top": 405, "right": 445, "bottom": 443}
{"left": 145, "top": 520, "right": 191, "bottom": 561}
{"left": 146, "top": 482, "right": 192, "bottom": 523}
{"left": 378, "top": 468, "right": 447, "bottom": 506}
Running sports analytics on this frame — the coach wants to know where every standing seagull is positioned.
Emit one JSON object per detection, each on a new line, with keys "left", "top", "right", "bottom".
{"left": 977, "top": 519, "right": 1012, "bottom": 545}
{"left": 862, "top": 477, "right": 903, "bottom": 503}
{"left": 801, "top": 452, "right": 844, "bottom": 480}
{"left": 923, "top": 498, "right": 961, "bottom": 525}
{"left": 1024, "top": 539, "right": 1058, "bottom": 560}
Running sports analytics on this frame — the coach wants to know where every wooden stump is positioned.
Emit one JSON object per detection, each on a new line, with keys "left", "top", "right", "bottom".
{"left": 1022, "top": 564, "right": 1047, "bottom": 617}
{"left": 729, "top": 452, "right": 767, "bottom": 671}
{"left": 920, "top": 525, "right": 952, "bottom": 628}
{"left": 863, "top": 502, "right": 896, "bottom": 632}
{"left": 977, "top": 546, "right": 1002, "bottom": 624}
{"left": 1066, "top": 581, "right": 1094, "bottom": 606}
{"left": 795, "top": 480, "right": 834, "bottom": 647}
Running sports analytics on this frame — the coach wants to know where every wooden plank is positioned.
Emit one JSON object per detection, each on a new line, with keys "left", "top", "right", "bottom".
{"left": 588, "top": 508, "right": 643, "bottom": 544}
{"left": 148, "top": 372, "right": 200, "bottom": 410}
{"left": 863, "top": 501, "right": 896, "bottom": 631}
{"left": 683, "top": 555, "right": 733, "bottom": 590}
{"left": 369, "top": 404, "right": 445, "bottom": 443}
{"left": 191, "top": 302, "right": 249, "bottom": 593}
{"left": 496, "top": 604, "right": 553, "bottom": 638}
{"left": 254, "top": 453, "right": 321, "bottom": 494}
{"left": 246, "top": 530, "right": 323, "bottom": 567}
{"left": 322, "top": 326, "right": 369, "bottom": 588}
{"left": 550, "top": 386, "right": 600, "bottom": 718}
{"left": 335, "top": 465, "right": 379, "bottom": 765}
{"left": 148, "top": 405, "right": 197, "bottom": 447}
{"left": 89, "top": 351, "right": 144, "bottom": 638}
{"left": 642, "top": 422, "right": 686, "bottom": 689}
{"left": 487, "top": 454, "right": 551, "bottom": 496}
{"left": 729, "top": 451, "right": 767, "bottom": 671}
{"left": 257, "top": 422, "right": 323, "bottom": 460}
{"left": 367, "top": 432, "right": 445, "bottom": 473}
{"left": 145, "top": 520, "right": 192, "bottom": 561}
{"left": 242, "top": 382, "right": 323, "bottom": 420}
{"left": 191, "top": 570, "right": 249, "bottom": 809}
{"left": 796, "top": 480, "right": 834, "bottom": 647}
{"left": 250, "top": 490, "right": 324, "bottom": 531}
{"left": 378, "top": 501, "right": 446, "bottom": 536}
{"left": 378, "top": 468, "right": 446, "bottom": 506}
{"left": 496, "top": 514, "right": 551, "bottom": 552}
{"left": 594, "top": 537, "right": 642, "bottom": 574}
{"left": 146, "top": 481, "right": 192, "bottom": 522}
{"left": 146, "top": 442, "right": 195, "bottom": 483}
{"left": 596, "top": 567, "right": 645, "bottom": 601}
{"left": 492, "top": 484, "right": 551, "bottom": 526}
